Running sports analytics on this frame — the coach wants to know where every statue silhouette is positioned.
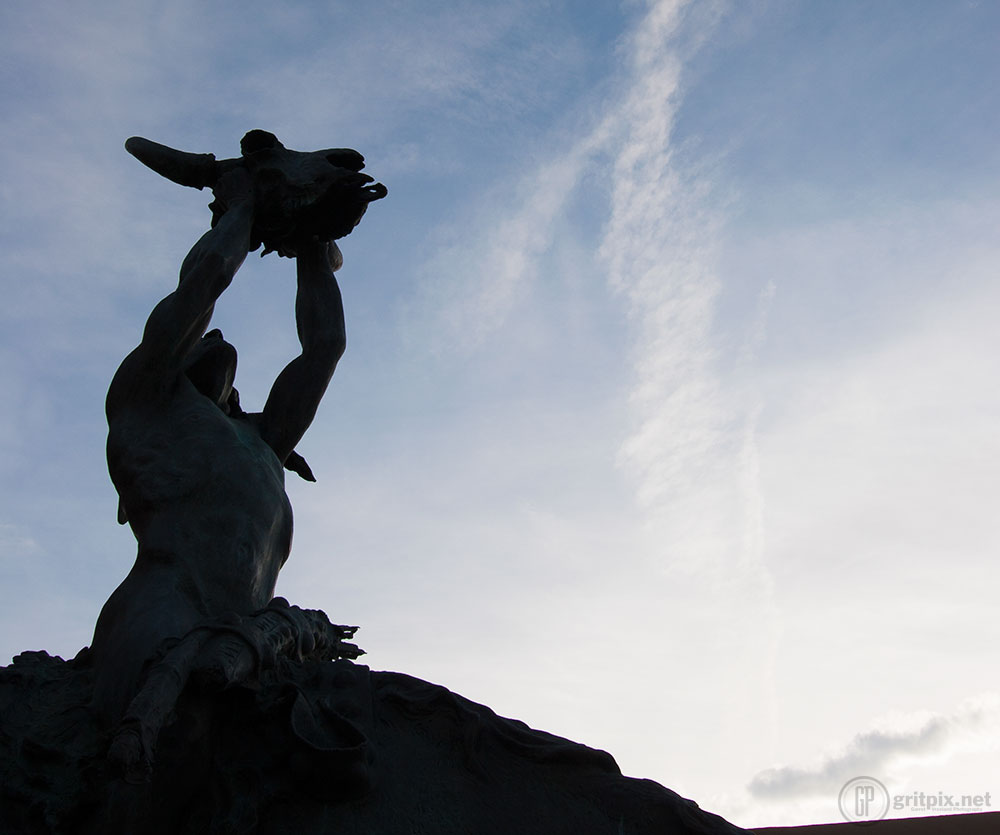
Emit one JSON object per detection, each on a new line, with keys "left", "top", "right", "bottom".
{"left": 91, "top": 138, "right": 382, "bottom": 734}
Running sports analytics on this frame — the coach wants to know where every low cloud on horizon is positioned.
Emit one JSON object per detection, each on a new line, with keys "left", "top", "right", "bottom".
{"left": 748, "top": 696, "right": 1000, "bottom": 800}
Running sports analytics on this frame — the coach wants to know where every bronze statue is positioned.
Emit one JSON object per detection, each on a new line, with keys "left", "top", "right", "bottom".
{"left": 90, "top": 133, "right": 385, "bottom": 759}
{"left": 0, "top": 133, "right": 748, "bottom": 835}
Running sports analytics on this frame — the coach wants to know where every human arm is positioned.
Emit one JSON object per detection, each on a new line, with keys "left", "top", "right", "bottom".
{"left": 106, "top": 170, "right": 254, "bottom": 413}
{"left": 257, "top": 239, "right": 346, "bottom": 464}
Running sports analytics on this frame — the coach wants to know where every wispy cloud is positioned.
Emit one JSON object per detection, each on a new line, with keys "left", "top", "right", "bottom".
{"left": 595, "top": 0, "right": 750, "bottom": 574}
{"left": 407, "top": 140, "right": 600, "bottom": 355}
{"left": 748, "top": 696, "right": 1000, "bottom": 799}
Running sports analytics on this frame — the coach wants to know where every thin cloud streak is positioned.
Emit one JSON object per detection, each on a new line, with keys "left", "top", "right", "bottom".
{"left": 589, "top": 3, "right": 788, "bottom": 792}
{"left": 599, "top": 0, "right": 724, "bottom": 519}
{"left": 597, "top": 0, "right": 747, "bottom": 572}
{"left": 408, "top": 134, "right": 610, "bottom": 357}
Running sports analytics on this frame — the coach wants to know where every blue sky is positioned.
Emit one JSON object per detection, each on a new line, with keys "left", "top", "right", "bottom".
{"left": 2, "top": 0, "right": 998, "bottom": 827}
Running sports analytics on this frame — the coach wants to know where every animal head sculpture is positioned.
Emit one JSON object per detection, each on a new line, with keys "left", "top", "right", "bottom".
{"left": 125, "top": 131, "right": 387, "bottom": 257}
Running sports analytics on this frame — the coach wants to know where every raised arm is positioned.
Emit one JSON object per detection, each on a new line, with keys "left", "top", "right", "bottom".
{"left": 258, "top": 240, "right": 346, "bottom": 465}
{"left": 107, "top": 170, "right": 254, "bottom": 412}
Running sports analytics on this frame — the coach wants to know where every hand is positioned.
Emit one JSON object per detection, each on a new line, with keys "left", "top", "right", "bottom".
{"left": 296, "top": 238, "right": 343, "bottom": 272}
{"left": 212, "top": 165, "right": 254, "bottom": 209}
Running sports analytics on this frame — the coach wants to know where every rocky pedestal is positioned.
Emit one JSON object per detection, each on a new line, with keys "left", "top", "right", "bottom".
{"left": 0, "top": 648, "right": 746, "bottom": 835}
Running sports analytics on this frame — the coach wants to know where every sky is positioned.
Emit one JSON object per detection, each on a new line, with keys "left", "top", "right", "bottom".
{"left": 1, "top": 0, "right": 998, "bottom": 828}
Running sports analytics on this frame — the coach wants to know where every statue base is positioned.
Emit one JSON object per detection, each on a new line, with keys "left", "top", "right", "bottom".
{"left": 0, "top": 649, "right": 746, "bottom": 834}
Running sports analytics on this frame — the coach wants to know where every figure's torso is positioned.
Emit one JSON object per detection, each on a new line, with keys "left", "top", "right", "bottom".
{"left": 106, "top": 381, "right": 292, "bottom": 615}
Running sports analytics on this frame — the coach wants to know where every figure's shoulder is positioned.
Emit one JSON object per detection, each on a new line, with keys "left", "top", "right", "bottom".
{"left": 106, "top": 352, "right": 144, "bottom": 419}
{"left": 106, "top": 349, "right": 181, "bottom": 421}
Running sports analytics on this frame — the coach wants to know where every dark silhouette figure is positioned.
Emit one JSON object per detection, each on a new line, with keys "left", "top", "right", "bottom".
{"left": 90, "top": 161, "right": 359, "bottom": 725}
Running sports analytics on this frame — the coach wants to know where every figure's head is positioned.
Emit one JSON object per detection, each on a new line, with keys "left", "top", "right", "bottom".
{"left": 185, "top": 328, "right": 237, "bottom": 411}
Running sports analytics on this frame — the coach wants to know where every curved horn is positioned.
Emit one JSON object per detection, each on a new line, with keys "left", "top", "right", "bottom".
{"left": 125, "top": 137, "right": 219, "bottom": 190}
